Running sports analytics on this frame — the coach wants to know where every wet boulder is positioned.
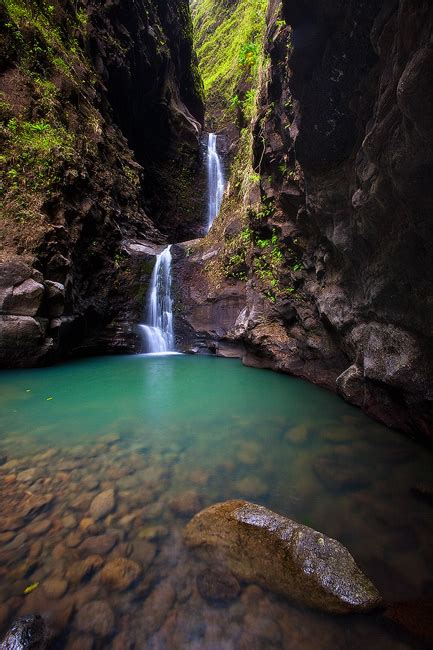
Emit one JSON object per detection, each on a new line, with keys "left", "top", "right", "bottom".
{"left": 0, "top": 614, "right": 48, "bottom": 649}
{"left": 184, "top": 500, "right": 382, "bottom": 614}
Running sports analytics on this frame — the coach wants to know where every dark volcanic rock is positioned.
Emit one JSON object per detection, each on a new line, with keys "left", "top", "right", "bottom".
{"left": 0, "top": 0, "right": 204, "bottom": 368}
{"left": 0, "top": 615, "right": 48, "bottom": 649}
{"left": 220, "top": 0, "right": 433, "bottom": 440}
{"left": 172, "top": 242, "right": 247, "bottom": 355}
{"left": 184, "top": 500, "right": 382, "bottom": 614}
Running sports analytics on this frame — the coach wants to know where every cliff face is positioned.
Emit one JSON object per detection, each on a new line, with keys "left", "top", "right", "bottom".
{"left": 176, "top": 0, "right": 433, "bottom": 440}
{"left": 235, "top": 0, "right": 433, "bottom": 438}
{"left": 0, "top": 0, "right": 204, "bottom": 367}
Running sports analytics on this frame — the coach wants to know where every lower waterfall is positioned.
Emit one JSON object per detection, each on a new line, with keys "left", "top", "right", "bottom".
{"left": 139, "top": 245, "right": 175, "bottom": 353}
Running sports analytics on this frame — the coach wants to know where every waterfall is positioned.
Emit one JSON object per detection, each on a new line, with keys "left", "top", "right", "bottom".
{"left": 139, "top": 245, "right": 175, "bottom": 354}
{"left": 207, "top": 133, "right": 225, "bottom": 231}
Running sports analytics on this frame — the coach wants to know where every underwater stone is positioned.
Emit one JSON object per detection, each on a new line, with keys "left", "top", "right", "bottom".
{"left": 89, "top": 489, "right": 116, "bottom": 520}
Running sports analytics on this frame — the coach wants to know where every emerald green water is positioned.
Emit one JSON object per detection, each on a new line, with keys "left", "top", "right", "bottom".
{"left": 0, "top": 355, "right": 431, "bottom": 648}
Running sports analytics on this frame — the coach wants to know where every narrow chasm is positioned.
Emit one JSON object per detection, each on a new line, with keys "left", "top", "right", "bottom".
{"left": 0, "top": 1, "right": 433, "bottom": 648}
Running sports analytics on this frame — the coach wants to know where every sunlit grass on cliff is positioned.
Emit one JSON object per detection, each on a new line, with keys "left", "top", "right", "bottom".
{"left": 191, "top": 0, "right": 268, "bottom": 125}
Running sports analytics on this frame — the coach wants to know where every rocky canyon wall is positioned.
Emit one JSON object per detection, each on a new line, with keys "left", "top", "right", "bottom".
{"left": 177, "top": 0, "right": 433, "bottom": 440}
{"left": 0, "top": 0, "right": 204, "bottom": 367}
{"left": 241, "top": 0, "right": 433, "bottom": 439}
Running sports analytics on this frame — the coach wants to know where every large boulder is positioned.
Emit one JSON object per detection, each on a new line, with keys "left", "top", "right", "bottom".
{"left": 5, "top": 279, "right": 44, "bottom": 316}
{"left": 0, "top": 259, "right": 32, "bottom": 310}
{"left": 184, "top": 500, "right": 382, "bottom": 614}
{"left": 0, "top": 315, "right": 52, "bottom": 368}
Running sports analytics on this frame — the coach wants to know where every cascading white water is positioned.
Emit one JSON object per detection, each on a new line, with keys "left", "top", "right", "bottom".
{"left": 207, "top": 133, "right": 225, "bottom": 231}
{"left": 139, "top": 245, "right": 175, "bottom": 354}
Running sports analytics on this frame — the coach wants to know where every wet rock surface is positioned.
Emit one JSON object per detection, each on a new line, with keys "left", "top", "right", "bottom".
{"left": 185, "top": 500, "right": 382, "bottom": 613}
{"left": 176, "top": 0, "right": 433, "bottom": 441}
{"left": 0, "top": 615, "right": 48, "bottom": 649}
{"left": 249, "top": 0, "right": 433, "bottom": 439}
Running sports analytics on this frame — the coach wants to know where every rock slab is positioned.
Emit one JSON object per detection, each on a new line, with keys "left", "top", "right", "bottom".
{"left": 184, "top": 500, "right": 382, "bottom": 614}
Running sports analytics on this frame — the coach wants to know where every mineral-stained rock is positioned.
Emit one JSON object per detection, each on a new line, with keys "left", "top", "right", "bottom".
{"left": 0, "top": 615, "right": 48, "bottom": 649}
{"left": 74, "top": 600, "right": 114, "bottom": 638}
{"left": 89, "top": 489, "right": 115, "bottom": 520}
{"left": 197, "top": 567, "right": 240, "bottom": 603}
{"left": 184, "top": 500, "right": 382, "bottom": 614}
{"left": 100, "top": 558, "right": 141, "bottom": 591}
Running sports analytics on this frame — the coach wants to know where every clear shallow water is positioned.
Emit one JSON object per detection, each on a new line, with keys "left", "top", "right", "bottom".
{"left": 0, "top": 355, "right": 431, "bottom": 648}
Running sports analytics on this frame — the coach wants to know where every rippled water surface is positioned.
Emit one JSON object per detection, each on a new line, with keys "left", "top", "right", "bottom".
{"left": 0, "top": 355, "right": 431, "bottom": 648}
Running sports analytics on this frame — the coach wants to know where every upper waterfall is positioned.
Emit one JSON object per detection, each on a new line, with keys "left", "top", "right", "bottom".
{"left": 207, "top": 133, "right": 225, "bottom": 231}
{"left": 139, "top": 245, "right": 175, "bottom": 354}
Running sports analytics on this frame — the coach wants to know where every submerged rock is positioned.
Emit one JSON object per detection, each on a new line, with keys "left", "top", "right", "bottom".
{"left": 184, "top": 500, "right": 382, "bottom": 614}
{"left": 79, "top": 533, "right": 117, "bottom": 555}
{"left": 140, "top": 581, "right": 176, "bottom": 636}
{"left": 89, "top": 489, "right": 115, "bottom": 520}
{"left": 100, "top": 558, "right": 141, "bottom": 591}
{"left": 42, "top": 578, "right": 68, "bottom": 600}
{"left": 0, "top": 615, "right": 48, "bottom": 649}
{"left": 74, "top": 600, "right": 114, "bottom": 638}
{"left": 169, "top": 490, "right": 202, "bottom": 516}
{"left": 197, "top": 567, "right": 240, "bottom": 603}
{"left": 66, "top": 555, "right": 104, "bottom": 584}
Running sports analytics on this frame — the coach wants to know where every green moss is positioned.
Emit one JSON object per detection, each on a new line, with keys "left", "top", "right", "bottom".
{"left": 191, "top": 0, "right": 267, "bottom": 125}
{"left": 2, "top": 0, "right": 89, "bottom": 78}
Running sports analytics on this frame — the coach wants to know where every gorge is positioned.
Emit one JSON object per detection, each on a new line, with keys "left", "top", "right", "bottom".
{"left": 0, "top": 0, "right": 433, "bottom": 648}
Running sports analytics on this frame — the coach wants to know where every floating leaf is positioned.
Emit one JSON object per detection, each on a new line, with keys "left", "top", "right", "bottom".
{"left": 24, "top": 582, "right": 39, "bottom": 594}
